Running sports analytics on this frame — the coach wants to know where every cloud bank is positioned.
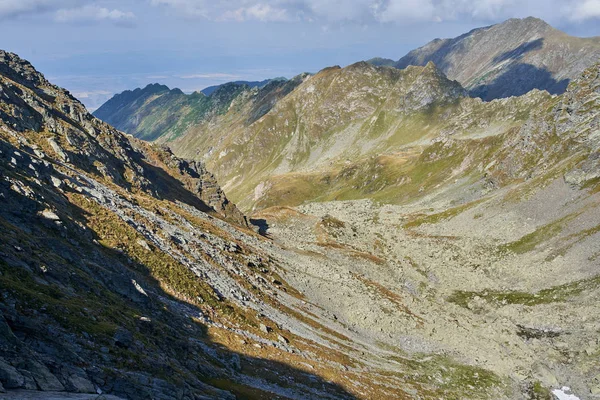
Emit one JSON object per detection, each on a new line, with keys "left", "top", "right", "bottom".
{"left": 55, "top": 5, "right": 136, "bottom": 26}
{"left": 568, "top": 0, "right": 600, "bottom": 20}
{"left": 149, "top": 0, "right": 600, "bottom": 23}
{"left": 1, "top": 0, "right": 599, "bottom": 25}
{"left": 0, "top": 0, "right": 136, "bottom": 26}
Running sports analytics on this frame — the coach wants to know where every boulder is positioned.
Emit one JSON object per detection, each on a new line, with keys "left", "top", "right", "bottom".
{"left": 114, "top": 328, "right": 134, "bottom": 349}
{"left": 0, "top": 358, "right": 24, "bottom": 389}
{"left": 46, "top": 137, "right": 69, "bottom": 162}
{"left": 277, "top": 334, "right": 289, "bottom": 344}
{"left": 259, "top": 323, "right": 272, "bottom": 334}
{"left": 25, "top": 359, "right": 64, "bottom": 391}
{"left": 62, "top": 368, "right": 96, "bottom": 393}
{"left": 50, "top": 176, "right": 63, "bottom": 188}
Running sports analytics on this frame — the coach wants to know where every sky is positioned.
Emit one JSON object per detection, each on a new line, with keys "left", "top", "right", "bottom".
{"left": 1, "top": 0, "right": 600, "bottom": 111}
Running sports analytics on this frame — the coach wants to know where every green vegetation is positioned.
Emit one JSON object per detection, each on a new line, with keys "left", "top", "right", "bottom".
{"left": 384, "top": 352, "right": 505, "bottom": 399}
{"left": 526, "top": 381, "right": 553, "bottom": 400}
{"left": 0, "top": 260, "right": 119, "bottom": 339}
{"left": 70, "top": 193, "right": 222, "bottom": 308}
{"left": 404, "top": 200, "right": 485, "bottom": 228}
{"left": 500, "top": 213, "right": 578, "bottom": 254}
{"left": 95, "top": 83, "right": 250, "bottom": 142}
{"left": 448, "top": 274, "right": 600, "bottom": 308}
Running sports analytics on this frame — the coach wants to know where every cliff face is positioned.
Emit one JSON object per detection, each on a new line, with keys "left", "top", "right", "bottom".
{"left": 137, "top": 144, "right": 247, "bottom": 225}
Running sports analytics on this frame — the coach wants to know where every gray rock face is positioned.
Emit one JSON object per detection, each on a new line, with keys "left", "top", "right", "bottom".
{"left": 374, "top": 17, "right": 600, "bottom": 100}
{"left": 0, "top": 359, "right": 24, "bottom": 389}
{"left": 23, "top": 360, "right": 64, "bottom": 391}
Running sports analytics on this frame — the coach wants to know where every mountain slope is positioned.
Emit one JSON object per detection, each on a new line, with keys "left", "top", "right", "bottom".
{"left": 93, "top": 83, "right": 248, "bottom": 142}
{"left": 168, "top": 61, "right": 547, "bottom": 211}
{"left": 369, "top": 17, "right": 600, "bottom": 100}
{"left": 0, "top": 50, "right": 402, "bottom": 399}
{"left": 93, "top": 76, "right": 306, "bottom": 143}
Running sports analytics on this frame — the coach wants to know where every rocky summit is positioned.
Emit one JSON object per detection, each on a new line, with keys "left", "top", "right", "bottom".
{"left": 2, "top": 15, "right": 600, "bottom": 400}
{"left": 368, "top": 17, "right": 600, "bottom": 100}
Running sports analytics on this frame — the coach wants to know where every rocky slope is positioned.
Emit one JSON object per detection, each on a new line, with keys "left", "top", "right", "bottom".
{"left": 248, "top": 60, "right": 600, "bottom": 399}
{"left": 368, "top": 17, "right": 600, "bottom": 100}
{"left": 0, "top": 50, "right": 389, "bottom": 399}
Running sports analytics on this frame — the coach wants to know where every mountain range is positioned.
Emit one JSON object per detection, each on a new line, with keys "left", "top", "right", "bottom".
{"left": 368, "top": 17, "right": 600, "bottom": 100}
{"left": 2, "top": 15, "right": 600, "bottom": 400}
{"left": 93, "top": 17, "right": 600, "bottom": 214}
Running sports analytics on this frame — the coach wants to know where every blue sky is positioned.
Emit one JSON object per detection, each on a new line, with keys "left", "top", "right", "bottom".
{"left": 2, "top": 0, "right": 600, "bottom": 111}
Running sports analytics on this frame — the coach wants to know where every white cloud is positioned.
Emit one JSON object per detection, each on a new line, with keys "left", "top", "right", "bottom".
{"left": 0, "top": 0, "right": 136, "bottom": 25}
{"left": 72, "top": 89, "right": 112, "bottom": 99}
{"left": 376, "top": 0, "right": 437, "bottom": 22}
{"left": 148, "top": 0, "right": 530, "bottom": 23}
{"left": 0, "top": 0, "right": 68, "bottom": 19}
{"left": 220, "top": 4, "right": 292, "bottom": 22}
{"left": 442, "top": 0, "right": 517, "bottom": 20}
{"left": 567, "top": 0, "right": 600, "bottom": 20}
{"left": 55, "top": 5, "right": 136, "bottom": 26}
{"left": 150, "top": 0, "right": 210, "bottom": 18}
{"left": 5, "top": 0, "right": 599, "bottom": 25}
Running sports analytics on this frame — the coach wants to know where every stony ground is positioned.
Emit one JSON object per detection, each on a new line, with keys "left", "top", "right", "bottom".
{"left": 252, "top": 173, "right": 600, "bottom": 399}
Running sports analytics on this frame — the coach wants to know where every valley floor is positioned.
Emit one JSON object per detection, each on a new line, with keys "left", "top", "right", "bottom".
{"left": 251, "top": 175, "right": 600, "bottom": 399}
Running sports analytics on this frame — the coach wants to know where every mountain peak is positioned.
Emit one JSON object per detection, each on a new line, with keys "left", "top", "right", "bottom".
{"left": 376, "top": 17, "right": 600, "bottom": 101}
{"left": 508, "top": 16, "right": 551, "bottom": 28}
{"left": 424, "top": 60, "right": 437, "bottom": 70}
{"left": 142, "top": 82, "right": 171, "bottom": 94}
{"left": 346, "top": 60, "right": 374, "bottom": 70}
{"left": 0, "top": 50, "right": 48, "bottom": 89}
